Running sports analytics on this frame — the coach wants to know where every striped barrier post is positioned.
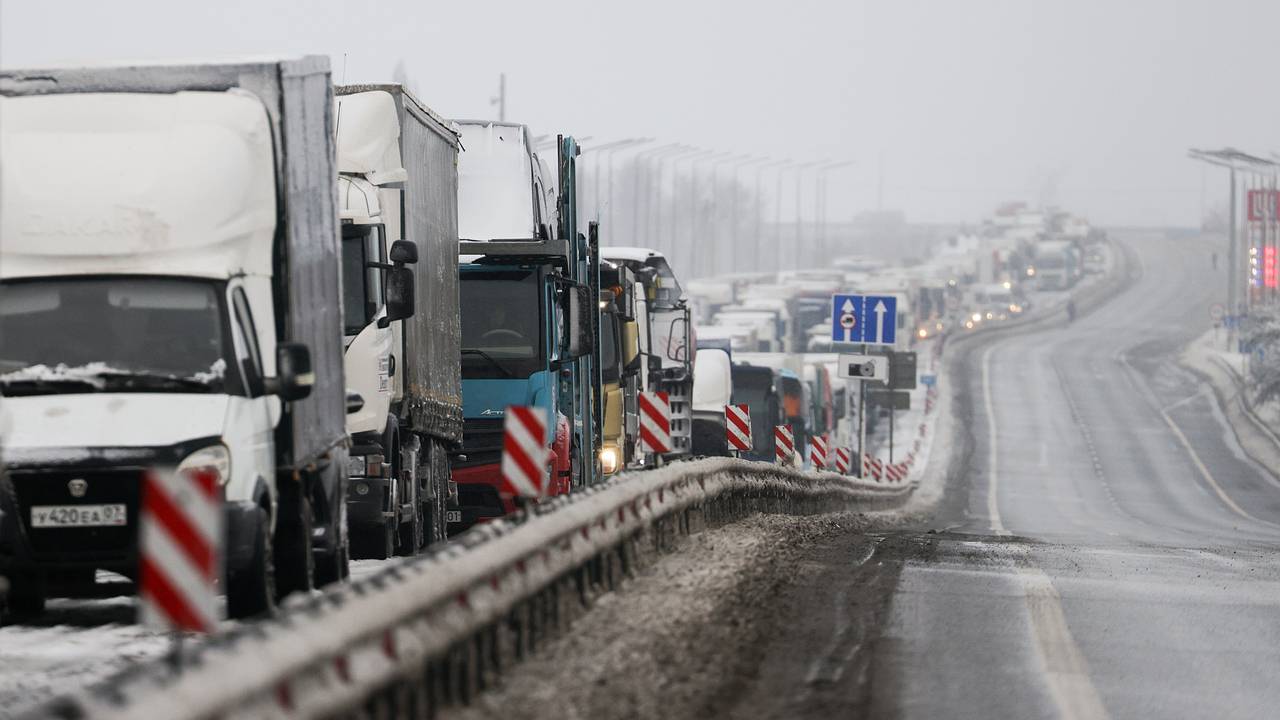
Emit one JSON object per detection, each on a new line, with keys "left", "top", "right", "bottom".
{"left": 638, "top": 391, "right": 672, "bottom": 455}
{"left": 834, "top": 447, "right": 851, "bottom": 474}
{"left": 774, "top": 424, "right": 795, "bottom": 464}
{"left": 139, "top": 467, "right": 222, "bottom": 633}
{"left": 501, "top": 406, "right": 549, "bottom": 499}
{"left": 808, "top": 434, "right": 828, "bottom": 470}
{"left": 725, "top": 404, "right": 753, "bottom": 454}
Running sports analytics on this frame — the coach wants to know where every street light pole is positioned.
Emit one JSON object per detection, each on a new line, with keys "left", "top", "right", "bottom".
{"left": 753, "top": 159, "right": 789, "bottom": 273}
{"left": 791, "top": 161, "right": 819, "bottom": 271}
{"left": 728, "top": 157, "right": 769, "bottom": 273}
{"left": 688, "top": 151, "right": 734, "bottom": 278}
{"left": 608, "top": 139, "right": 654, "bottom": 234}
{"left": 643, "top": 145, "right": 693, "bottom": 252}
{"left": 671, "top": 150, "right": 718, "bottom": 276}
{"left": 815, "top": 160, "right": 855, "bottom": 266}
{"left": 630, "top": 143, "right": 682, "bottom": 245}
{"left": 585, "top": 138, "right": 650, "bottom": 222}
{"left": 707, "top": 154, "right": 752, "bottom": 277}
{"left": 650, "top": 146, "right": 700, "bottom": 252}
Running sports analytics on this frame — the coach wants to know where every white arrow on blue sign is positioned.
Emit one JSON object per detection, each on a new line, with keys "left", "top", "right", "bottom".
{"left": 831, "top": 293, "right": 897, "bottom": 346}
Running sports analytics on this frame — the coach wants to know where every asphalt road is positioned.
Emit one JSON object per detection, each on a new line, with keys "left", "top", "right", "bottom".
{"left": 723, "top": 232, "right": 1280, "bottom": 720}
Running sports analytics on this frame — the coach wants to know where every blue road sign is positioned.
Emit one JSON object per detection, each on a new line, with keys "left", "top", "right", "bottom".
{"left": 832, "top": 294, "right": 898, "bottom": 345}
{"left": 921, "top": 374, "right": 937, "bottom": 387}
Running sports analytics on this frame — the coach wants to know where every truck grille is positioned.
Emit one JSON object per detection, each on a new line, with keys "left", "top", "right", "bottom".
{"left": 454, "top": 418, "right": 505, "bottom": 468}
{"left": 9, "top": 469, "right": 141, "bottom": 567}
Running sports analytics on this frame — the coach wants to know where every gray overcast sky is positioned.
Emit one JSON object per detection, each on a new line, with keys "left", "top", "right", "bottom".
{"left": 3, "top": 0, "right": 1276, "bottom": 228}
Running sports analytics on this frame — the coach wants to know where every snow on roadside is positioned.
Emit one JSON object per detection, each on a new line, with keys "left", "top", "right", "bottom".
{"left": 0, "top": 597, "right": 168, "bottom": 719}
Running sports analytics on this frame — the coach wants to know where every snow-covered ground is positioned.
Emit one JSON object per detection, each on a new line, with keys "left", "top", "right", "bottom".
{"left": 0, "top": 559, "right": 405, "bottom": 718}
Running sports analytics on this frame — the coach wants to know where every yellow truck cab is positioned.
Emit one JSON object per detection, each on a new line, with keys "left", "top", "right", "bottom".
{"left": 599, "top": 261, "right": 641, "bottom": 474}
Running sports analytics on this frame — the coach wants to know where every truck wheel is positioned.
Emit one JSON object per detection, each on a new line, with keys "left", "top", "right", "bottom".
{"left": 1, "top": 574, "right": 46, "bottom": 622}
{"left": 353, "top": 522, "right": 394, "bottom": 560}
{"left": 227, "top": 506, "right": 275, "bottom": 619}
{"left": 273, "top": 482, "right": 314, "bottom": 600}
{"left": 396, "top": 501, "right": 422, "bottom": 556}
{"left": 395, "top": 437, "right": 423, "bottom": 556}
{"left": 315, "top": 492, "right": 349, "bottom": 587}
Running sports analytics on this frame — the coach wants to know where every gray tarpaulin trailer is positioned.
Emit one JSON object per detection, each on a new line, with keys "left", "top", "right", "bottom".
{"left": 336, "top": 83, "right": 462, "bottom": 543}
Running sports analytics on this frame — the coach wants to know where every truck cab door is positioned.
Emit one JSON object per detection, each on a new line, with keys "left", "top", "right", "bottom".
{"left": 225, "top": 281, "right": 278, "bottom": 510}
{"left": 342, "top": 223, "right": 395, "bottom": 437}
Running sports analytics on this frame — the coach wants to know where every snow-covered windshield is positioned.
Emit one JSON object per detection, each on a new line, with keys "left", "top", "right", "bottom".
{"left": 0, "top": 278, "right": 232, "bottom": 395}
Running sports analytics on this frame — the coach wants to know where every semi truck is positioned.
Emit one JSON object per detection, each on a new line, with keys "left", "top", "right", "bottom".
{"left": 0, "top": 57, "right": 350, "bottom": 620}
{"left": 452, "top": 123, "right": 599, "bottom": 528}
{"left": 599, "top": 261, "right": 641, "bottom": 474}
{"left": 600, "top": 248, "right": 695, "bottom": 464}
{"left": 333, "top": 85, "right": 462, "bottom": 557}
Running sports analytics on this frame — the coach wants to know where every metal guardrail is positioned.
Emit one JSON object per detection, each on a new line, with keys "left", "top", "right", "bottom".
{"left": 28, "top": 458, "right": 912, "bottom": 720}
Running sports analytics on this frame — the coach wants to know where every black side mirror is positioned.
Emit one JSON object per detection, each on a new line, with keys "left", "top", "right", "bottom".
{"left": 272, "top": 342, "right": 313, "bottom": 402}
{"left": 385, "top": 266, "right": 415, "bottom": 323}
{"left": 345, "top": 391, "right": 365, "bottom": 414}
{"left": 390, "top": 239, "right": 418, "bottom": 265}
{"left": 566, "top": 284, "right": 594, "bottom": 359}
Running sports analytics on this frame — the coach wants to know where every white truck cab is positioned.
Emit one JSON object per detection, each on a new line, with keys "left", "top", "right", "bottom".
{"left": 0, "top": 58, "right": 350, "bottom": 621}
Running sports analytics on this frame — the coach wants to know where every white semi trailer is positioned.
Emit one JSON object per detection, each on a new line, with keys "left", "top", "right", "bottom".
{"left": 0, "top": 58, "right": 351, "bottom": 620}
{"left": 333, "top": 86, "right": 461, "bottom": 558}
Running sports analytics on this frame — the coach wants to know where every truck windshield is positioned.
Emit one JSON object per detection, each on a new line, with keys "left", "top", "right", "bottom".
{"left": 0, "top": 278, "right": 234, "bottom": 395}
{"left": 460, "top": 269, "right": 543, "bottom": 379}
{"left": 342, "top": 224, "right": 386, "bottom": 337}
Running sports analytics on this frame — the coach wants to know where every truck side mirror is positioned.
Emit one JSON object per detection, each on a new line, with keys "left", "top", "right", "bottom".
{"left": 272, "top": 342, "right": 314, "bottom": 402}
{"left": 385, "top": 266, "right": 415, "bottom": 323}
{"left": 389, "top": 239, "right": 418, "bottom": 265}
{"left": 623, "top": 320, "right": 641, "bottom": 373}
{"left": 566, "top": 284, "right": 594, "bottom": 359}
{"left": 665, "top": 316, "right": 688, "bottom": 362}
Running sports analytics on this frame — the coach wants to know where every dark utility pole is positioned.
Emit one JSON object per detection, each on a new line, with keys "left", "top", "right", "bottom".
{"left": 491, "top": 73, "right": 506, "bottom": 122}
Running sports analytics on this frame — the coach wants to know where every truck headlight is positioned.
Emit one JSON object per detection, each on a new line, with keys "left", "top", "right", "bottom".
{"left": 599, "top": 446, "right": 621, "bottom": 475}
{"left": 177, "top": 444, "right": 231, "bottom": 486}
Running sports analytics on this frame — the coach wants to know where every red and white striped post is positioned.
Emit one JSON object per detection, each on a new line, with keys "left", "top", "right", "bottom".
{"left": 638, "top": 391, "right": 672, "bottom": 455}
{"left": 139, "top": 467, "right": 223, "bottom": 633}
{"left": 834, "top": 447, "right": 851, "bottom": 474}
{"left": 774, "top": 424, "right": 795, "bottom": 465}
{"left": 500, "top": 406, "right": 550, "bottom": 500}
{"left": 809, "top": 434, "right": 828, "bottom": 470}
{"left": 725, "top": 404, "right": 752, "bottom": 455}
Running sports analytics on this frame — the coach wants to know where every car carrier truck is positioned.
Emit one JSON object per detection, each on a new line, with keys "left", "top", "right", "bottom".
{"left": 0, "top": 57, "right": 350, "bottom": 620}
{"left": 452, "top": 124, "right": 599, "bottom": 528}
{"left": 333, "top": 85, "right": 462, "bottom": 557}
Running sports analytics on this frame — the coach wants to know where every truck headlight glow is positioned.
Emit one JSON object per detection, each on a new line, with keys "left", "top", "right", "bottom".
{"left": 599, "top": 446, "right": 620, "bottom": 475}
{"left": 177, "top": 444, "right": 231, "bottom": 486}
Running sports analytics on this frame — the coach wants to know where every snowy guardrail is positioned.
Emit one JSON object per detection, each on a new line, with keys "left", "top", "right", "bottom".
{"left": 28, "top": 459, "right": 912, "bottom": 720}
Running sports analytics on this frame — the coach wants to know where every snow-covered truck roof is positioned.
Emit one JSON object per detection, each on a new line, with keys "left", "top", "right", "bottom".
{"left": 0, "top": 90, "right": 277, "bottom": 280}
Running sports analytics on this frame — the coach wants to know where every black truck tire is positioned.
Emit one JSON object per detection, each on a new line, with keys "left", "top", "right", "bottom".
{"left": 2, "top": 574, "right": 46, "bottom": 623}
{"left": 353, "top": 519, "right": 395, "bottom": 560}
{"left": 315, "top": 480, "right": 349, "bottom": 587}
{"left": 273, "top": 480, "right": 314, "bottom": 600}
{"left": 227, "top": 506, "right": 275, "bottom": 619}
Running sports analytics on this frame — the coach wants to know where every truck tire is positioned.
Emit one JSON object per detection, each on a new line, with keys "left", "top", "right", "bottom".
{"left": 353, "top": 520, "right": 395, "bottom": 560}
{"left": 315, "top": 484, "right": 349, "bottom": 587}
{"left": 273, "top": 480, "right": 314, "bottom": 600}
{"left": 227, "top": 506, "right": 275, "bottom": 619}
{"left": 1, "top": 574, "right": 45, "bottom": 623}
{"left": 422, "top": 440, "right": 449, "bottom": 546}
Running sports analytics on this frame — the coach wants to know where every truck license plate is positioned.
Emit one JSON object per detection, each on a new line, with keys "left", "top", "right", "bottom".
{"left": 30, "top": 504, "right": 128, "bottom": 528}
{"left": 446, "top": 510, "right": 462, "bottom": 524}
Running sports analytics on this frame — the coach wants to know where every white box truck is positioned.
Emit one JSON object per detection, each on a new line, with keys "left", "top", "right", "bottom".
{"left": 333, "top": 86, "right": 461, "bottom": 558}
{"left": 0, "top": 57, "right": 350, "bottom": 620}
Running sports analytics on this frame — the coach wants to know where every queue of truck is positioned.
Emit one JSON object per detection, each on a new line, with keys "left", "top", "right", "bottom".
{"left": 0, "top": 56, "right": 707, "bottom": 623}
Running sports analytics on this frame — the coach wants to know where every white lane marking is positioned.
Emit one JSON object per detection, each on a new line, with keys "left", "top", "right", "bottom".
{"left": 1117, "top": 352, "right": 1265, "bottom": 525}
{"left": 1017, "top": 565, "right": 1111, "bottom": 720}
{"left": 982, "top": 343, "right": 1109, "bottom": 718}
{"left": 982, "top": 344, "right": 1009, "bottom": 536}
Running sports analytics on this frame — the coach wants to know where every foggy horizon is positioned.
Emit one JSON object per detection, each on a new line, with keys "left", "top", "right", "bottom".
{"left": 3, "top": 0, "right": 1276, "bottom": 228}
